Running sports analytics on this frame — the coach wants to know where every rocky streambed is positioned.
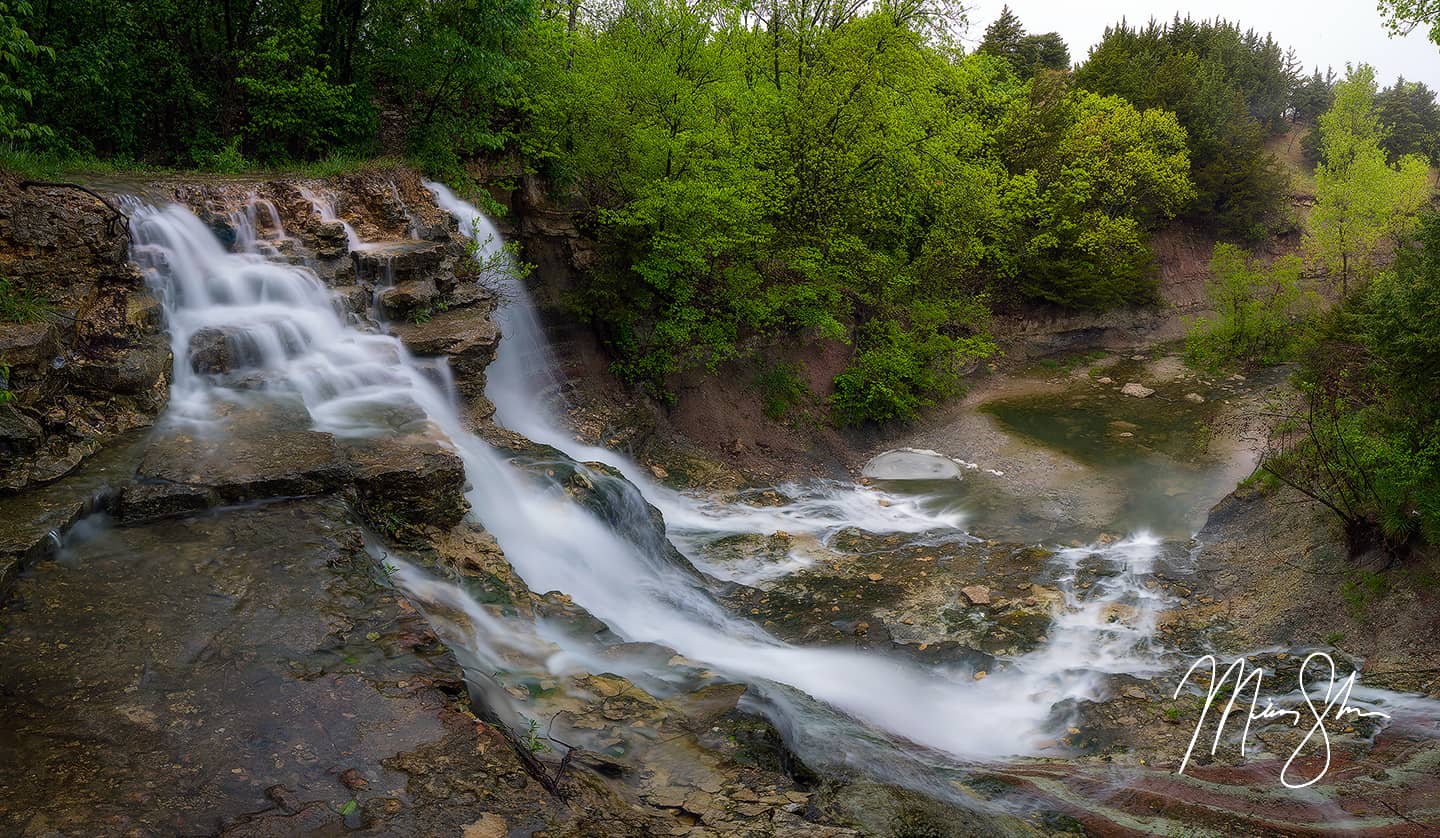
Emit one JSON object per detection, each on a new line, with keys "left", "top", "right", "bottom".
{"left": 1, "top": 171, "right": 1438, "bottom": 838}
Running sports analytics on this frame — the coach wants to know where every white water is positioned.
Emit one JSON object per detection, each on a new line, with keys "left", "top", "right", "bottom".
{"left": 128, "top": 187, "right": 1190, "bottom": 779}
{"left": 294, "top": 184, "right": 367, "bottom": 252}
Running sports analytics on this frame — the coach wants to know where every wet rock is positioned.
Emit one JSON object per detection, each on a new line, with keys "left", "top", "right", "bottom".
{"left": 446, "top": 280, "right": 494, "bottom": 310}
{"left": 379, "top": 278, "right": 438, "bottom": 320}
{"left": 1184, "top": 392, "right": 1205, "bottom": 404}
{"left": 351, "top": 240, "right": 445, "bottom": 286}
{"left": 0, "top": 178, "right": 171, "bottom": 494}
{"left": 69, "top": 340, "right": 171, "bottom": 396}
{"left": 119, "top": 416, "right": 349, "bottom": 523}
{"left": 461, "top": 813, "right": 508, "bottom": 838}
{"left": 313, "top": 220, "right": 350, "bottom": 259}
{"left": 187, "top": 327, "right": 238, "bottom": 373}
{"left": 118, "top": 479, "right": 215, "bottom": 522}
{"left": 331, "top": 285, "right": 370, "bottom": 315}
{"left": 390, "top": 305, "right": 499, "bottom": 398}
{"left": 0, "top": 403, "right": 43, "bottom": 458}
{"left": 0, "top": 497, "right": 514, "bottom": 837}
{"left": 348, "top": 436, "right": 469, "bottom": 535}
{"left": 126, "top": 290, "right": 164, "bottom": 331}
{"left": 1121, "top": 382, "right": 1155, "bottom": 398}
{"left": 961, "top": 584, "right": 991, "bottom": 605}
{"left": 0, "top": 321, "right": 61, "bottom": 374}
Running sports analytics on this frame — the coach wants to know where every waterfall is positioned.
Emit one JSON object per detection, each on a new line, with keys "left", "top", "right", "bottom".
{"left": 128, "top": 186, "right": 1177, "bottom": 787}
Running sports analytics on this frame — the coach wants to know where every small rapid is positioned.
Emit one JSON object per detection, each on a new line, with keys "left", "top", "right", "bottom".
{"left": 127, "top": 184, "right": 1185, "bottom": 788}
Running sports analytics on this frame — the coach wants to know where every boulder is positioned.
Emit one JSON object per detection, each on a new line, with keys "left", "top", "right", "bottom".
{"left": 331, "top": 285, "right": 370, "bottom": 316}
{"left": 0, "top": 321, "right": 61, "bottom": 376}
{"left": 390, "top": 306, "right": 500, "bottom": 397}
{"left": 1121, "top": 382, "right": 1155, "bottom": 398}
{"left": 187, "top": 327, "right": 236, "bottom": 373}
{"left": 347, "top": 437, "right": 469, "bottom": 535}
{"left": 0, "top": 403, "right": 43, "bottom": 459}
{"left": 378, "top": 279, "right": 438, "bottom": 320}
{"left": 69, "top": 341, "right": 171, "bottom": 395}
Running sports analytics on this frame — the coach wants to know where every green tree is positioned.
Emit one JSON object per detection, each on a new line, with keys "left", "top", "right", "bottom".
{"left": 1307, "top": 65, "right": 1432, "bottom": 292}
{"left": 1375, "top": 77, "right": 1440, "bottom": 166}
{"left": 977, "top": 6, "right": 1068, "bottom": 80}
{"left": 0, "top": 0, "right": 52, "bottom": 142}
{"left": 1185, "top": 243, "right": 1308, "bottom": 366}
{"left": 1076, "top": 16, "right": 1296, "bottom": 239}
{"left": 1379, "top": 0, "right": 1440, "bottom": 46}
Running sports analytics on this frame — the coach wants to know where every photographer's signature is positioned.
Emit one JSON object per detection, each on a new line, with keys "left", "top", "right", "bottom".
{"left": 1173, "top": 652, "right": 1390, "bottom": 788}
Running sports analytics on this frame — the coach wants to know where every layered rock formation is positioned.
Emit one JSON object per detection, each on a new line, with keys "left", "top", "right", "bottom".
{"left": 0, "top": 177, "right": 170, "bottom": 495}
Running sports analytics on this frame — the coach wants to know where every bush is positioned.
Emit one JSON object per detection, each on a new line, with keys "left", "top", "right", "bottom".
{"left": 1186, "top": 243, "right": 1310, "bottom": 367}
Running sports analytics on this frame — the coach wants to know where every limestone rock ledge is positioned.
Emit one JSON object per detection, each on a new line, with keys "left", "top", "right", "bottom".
{"left": 0, "top": 176, "right": 171, "bottom": 494}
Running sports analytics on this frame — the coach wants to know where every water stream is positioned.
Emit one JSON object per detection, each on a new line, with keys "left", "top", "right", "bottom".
{"left": 120, "top": 185, "right": 1431, "bottom": 812}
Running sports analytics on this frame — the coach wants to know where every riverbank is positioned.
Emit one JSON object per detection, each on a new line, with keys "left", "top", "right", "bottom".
{"left": 3, "top": 168, "right": 1437, "bottom": 837}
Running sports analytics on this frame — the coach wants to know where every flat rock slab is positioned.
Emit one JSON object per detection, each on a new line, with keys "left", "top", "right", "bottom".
{"left": 119, "top": 405, "right": 350, "bottom": 523}
{"left": 0, "top": 499, "right": 461, "bottom": 836}
{"left": 0, "top": 497, "right": 733, "bottom": 836}
{"left": 0, "top": 431, "right": 147, "bottom": 592}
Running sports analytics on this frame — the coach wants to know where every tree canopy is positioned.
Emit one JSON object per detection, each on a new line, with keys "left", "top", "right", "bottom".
{"left": 1075, "top": 16, "right": 1296, "bottom": 240}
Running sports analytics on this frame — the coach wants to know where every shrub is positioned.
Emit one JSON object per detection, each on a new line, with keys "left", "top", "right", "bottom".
{"left": 1186, "top": 244, "right": 1310, "bottom": 368}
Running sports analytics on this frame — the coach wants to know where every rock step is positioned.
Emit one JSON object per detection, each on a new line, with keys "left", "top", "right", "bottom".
{"left": 0, "top": 432, "right": 148, "bottom": 593}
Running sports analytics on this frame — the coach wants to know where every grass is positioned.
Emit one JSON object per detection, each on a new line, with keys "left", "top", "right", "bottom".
{"left": 1340, "top": 570, "right": 1389, "bottom": 617}
{"left": 1034, "top": 349, "right": 1105, "bottom": 375}
{"left": 0, "top": 278, "right": 51, "bottom": 323}
{"left": 1235, "top": 467, "right": 1281, "bottom": 499}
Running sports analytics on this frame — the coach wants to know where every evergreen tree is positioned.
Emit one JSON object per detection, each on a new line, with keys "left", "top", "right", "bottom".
{"left": 1375, "top": 77, "right": 1440, "bottom": 166}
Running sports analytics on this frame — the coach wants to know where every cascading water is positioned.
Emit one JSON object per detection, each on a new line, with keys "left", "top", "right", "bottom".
{"left": 125, "top": 185, "right": 1234, "bottom": 798}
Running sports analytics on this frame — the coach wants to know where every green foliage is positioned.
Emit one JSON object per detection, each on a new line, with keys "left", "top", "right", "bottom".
{"left": 1379, "top": 0, "right": 1440, "bottom": 46}
{"left": 1365, "top": 212, "right": 1440, "bottom": 411}
{"left": 1266, "top": 213, "right": 1440, "bottom": 557}
{"left": 528, "top": 3, "right": 1196, "bottom": 421}
{"left": 756, "top": 363, "right": 810, "bottom": 421}
{"left": 524, "top": 717, "right": 549, "bottom": 754}
{"left": 1075, "top": 16, "right": 1295, "bottom": 239}
{"left": 831, "top": 300, "right": 996, "bottom": 424}
{"left": 978, "top": 6, "right": 1069, "bottom": 80}
{"left": 1375, "top": 77, "right": 1440, "bottom": 166}
{"left": 1306, "top": 65, "right": 1432, "bottom": 292}
{"left": 194, "top": 137, "right": 250, "bottom": 174}
{"left": 1290, "top": 68, "right": 1334, "bottom": 127}
{"left": 1186, "top": 244, "right": 1309, "bottom": 367}
{"left": 0, "top": 0, "right": 52, "bottom": 142}
{"left": 996, "top": 80, "right": 1195, "bottom": 307}
{"left": 0, "top": 276, "right": 48, "bottom": 322}
{"left": 14, "top": 0, "right": 531, "bottom": 165}
{"left": 235, "top": 21, "right": 375, "bottom": 161}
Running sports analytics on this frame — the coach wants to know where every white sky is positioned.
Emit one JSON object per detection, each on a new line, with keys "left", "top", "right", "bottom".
{"left": 965, "top": 1, "right": 1440, "bottom": 89}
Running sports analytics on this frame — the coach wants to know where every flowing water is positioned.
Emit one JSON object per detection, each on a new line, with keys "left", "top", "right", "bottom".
{"left": 112, "top": 185, "right": 1436, "bottom": 820}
